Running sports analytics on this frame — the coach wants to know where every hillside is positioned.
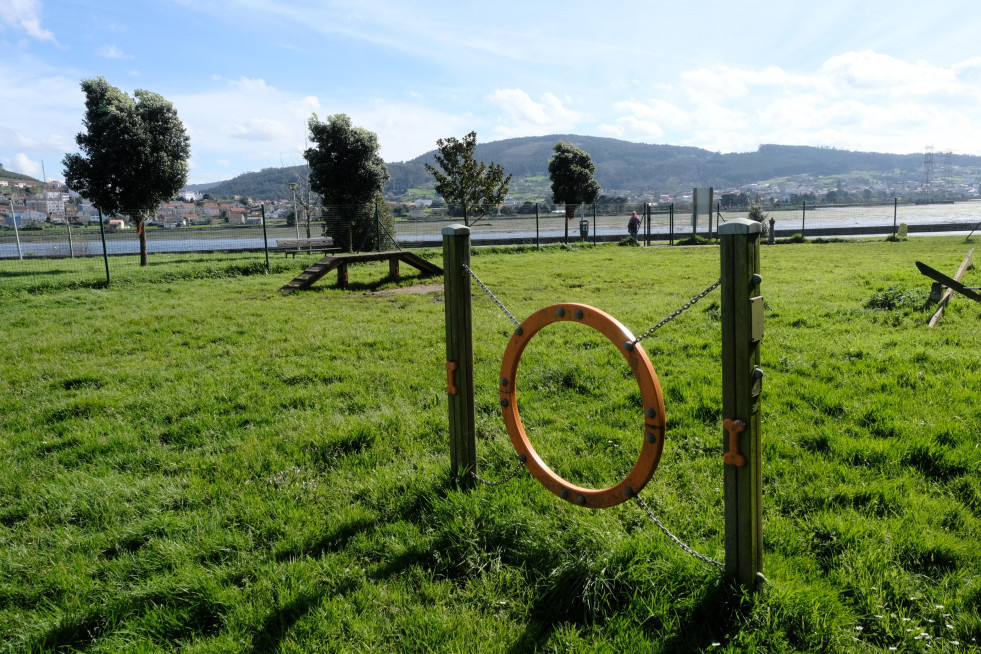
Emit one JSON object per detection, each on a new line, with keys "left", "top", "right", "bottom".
{"left": 192, "top": 137, "right": 981, "bottom": 202}
{"left": 0, "top": 168, "right": 44, "bottom": 184}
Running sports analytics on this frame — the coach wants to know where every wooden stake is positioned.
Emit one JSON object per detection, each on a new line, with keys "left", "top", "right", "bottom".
{"left": 720, "top": 218, "right": 763, "bottom": 589}
{"left": 442, "top": 225, "right": 477, "bottom": 489}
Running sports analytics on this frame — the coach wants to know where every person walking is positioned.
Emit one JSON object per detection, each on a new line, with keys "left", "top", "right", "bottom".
{"left": 627, "top": 211, "right": 641, "bottom": 240}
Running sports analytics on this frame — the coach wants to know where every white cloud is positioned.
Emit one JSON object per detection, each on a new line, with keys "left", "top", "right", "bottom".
{"left": 822, "top": 51, "right": 955, "bottom": 98}
{"left": 228, "top": 118, "right": 290, "bottom": 142}
{"left": 7, "top": 153, "right": 43, "bottom": 178}
{"left": 599, "top": 99, "right": 690, "bottom": 141}
{"left": 1, "top": 0, "right": 56, "bottom": 42}
{"left": 287, "top": 96, "right": 322, "bottom": 121}
{"left": 624, "top": 51, "right": 981, "bottom": 155}
{"left": 96, "top": 45, "right": 133, "bottom": 60}
{"left": 356, "top": 100, "right": 474, "bottom": 163}
{"left": 486, "top": 89, "right": 580, "bottom": 138}
{"left": 170, "top": 77, "right": 468, "bottom": 181}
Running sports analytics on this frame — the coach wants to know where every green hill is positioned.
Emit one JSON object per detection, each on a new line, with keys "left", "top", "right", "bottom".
{"left": 192, "top": 137, "right": 981, "bottom": 202}
{"left": 0, "top": 167, "right": 44, "bottom": 185}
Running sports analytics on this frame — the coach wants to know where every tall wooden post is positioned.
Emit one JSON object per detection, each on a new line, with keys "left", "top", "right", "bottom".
{"left": 720, "top": 218, "right": 764, "bottom": 588}
{"left": 442, "top": 224, "right": 477, "bottom": 489}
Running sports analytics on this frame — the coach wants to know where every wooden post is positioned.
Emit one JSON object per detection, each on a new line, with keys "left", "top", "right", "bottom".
{"left": 719, "top": 218, "right": 763, "bottom": 589}
{"left": 442, "top": 224, "right": 477, "bottom": 489}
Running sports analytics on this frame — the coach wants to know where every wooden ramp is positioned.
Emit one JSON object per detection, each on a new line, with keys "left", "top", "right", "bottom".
{"left": 280, "top": 251, "right": 443, "bottom": 294}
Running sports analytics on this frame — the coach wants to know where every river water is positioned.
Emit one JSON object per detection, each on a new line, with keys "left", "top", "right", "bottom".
{"left": 2, "top": 202, "right": 980, "bottom": 258}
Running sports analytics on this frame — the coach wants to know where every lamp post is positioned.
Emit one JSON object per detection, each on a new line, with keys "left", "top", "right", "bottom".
{"left": 288, "top": 182, "right": 299, "bottom": 238}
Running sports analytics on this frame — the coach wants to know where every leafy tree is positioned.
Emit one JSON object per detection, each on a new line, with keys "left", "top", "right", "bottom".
{"left": 424, "top": 131, "right": 512, "bottom": 226}
{"left": 63, "top": 77, "right": 190, "bottom": 266}
{"left": 548, "top": 141, "right": 601, "bottom": 222}
{"left": 748, "top": 202, "right": 769, "bottom": 237}
{"left": 304, "top": 114, "right": 389, "bottom": 251}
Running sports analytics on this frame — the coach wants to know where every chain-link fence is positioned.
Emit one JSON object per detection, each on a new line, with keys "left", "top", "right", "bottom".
{"left": 392, "top": 199, "right": 981, "bottom": 246}
{"left": 3, "top": 199, "right": 980, "bottom": 291}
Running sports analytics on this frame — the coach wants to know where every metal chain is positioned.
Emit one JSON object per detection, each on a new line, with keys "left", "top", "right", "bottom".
{"left": 635, "top": 494, "right": 724, "bottom": 570}
{"left": 462, "top": 264, "right": 522, "bottom": 328}
{"left": 468, "top": 458, "right": 526, "bottom": 486}
{"left": 631, "top": 279, "right": 721, "bottom": 344}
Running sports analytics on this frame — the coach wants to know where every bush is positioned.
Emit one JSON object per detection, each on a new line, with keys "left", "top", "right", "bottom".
{"left": 674, "top": 235, "right": 713, "bottom": 246}
{"left": 748, "top": 203, "right": 770, "bottom": 237}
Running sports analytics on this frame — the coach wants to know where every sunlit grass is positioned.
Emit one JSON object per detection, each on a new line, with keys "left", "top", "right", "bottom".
{"left": 0, "top": 237, "right": 979, "bottom": 652}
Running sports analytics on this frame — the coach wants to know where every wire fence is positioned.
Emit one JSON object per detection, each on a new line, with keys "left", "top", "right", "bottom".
{"left": 3, "top": 199, "right": 980, "bottom": 292}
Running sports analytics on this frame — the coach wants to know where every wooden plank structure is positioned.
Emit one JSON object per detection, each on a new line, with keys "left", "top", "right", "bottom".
{"left": 273, "top": 237, "right": 338, "bottom": 257}
{"left": 719, "top": 218, "right": 765, "bottom": 589}
{"left": 279, "top": 250, "right": 443, "bottom": 294}
{"left": 922, "top": 249, "right": 975, "bottom": 327}
{"left": 916, "top": 251, "right": 979, "bottom": 327}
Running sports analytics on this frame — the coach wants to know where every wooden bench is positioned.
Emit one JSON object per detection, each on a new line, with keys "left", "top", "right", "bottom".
{"left": 273, "top": 237, "right": 337, "bottom": 257}
{"left": 280, "top": 251, "right": 443, "bottom": 293}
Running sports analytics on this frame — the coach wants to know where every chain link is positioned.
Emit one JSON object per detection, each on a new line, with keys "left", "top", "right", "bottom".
{"left": 462, "top": 264, "right": 522, "bottom": 328}
{"left": 631, "top": 279, "right": 721, "bottom": 344}
{"left": 635, "top": 494, "right": 724, "bottom": 570}
{"left": 468, "top": 458, "right": 526, "bottom": 486}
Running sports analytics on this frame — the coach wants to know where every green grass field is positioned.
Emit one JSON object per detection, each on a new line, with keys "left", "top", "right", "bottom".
{"left": 1, "top": 238, "right": 979, "bottom": 652}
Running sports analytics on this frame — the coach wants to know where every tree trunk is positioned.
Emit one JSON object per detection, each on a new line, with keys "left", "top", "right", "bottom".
{"left": 138, "top": 217, "right": 148, "bottom": 267}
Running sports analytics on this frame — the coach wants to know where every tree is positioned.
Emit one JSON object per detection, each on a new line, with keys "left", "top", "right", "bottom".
{"left": 424, "top": 131, "right": 512, "bottom": 226}
{"left": 748, "top": 202, "right": 769, "bottom": 238}
{"left": 304, "top": 114, "right": 389, "bottom": 251}
{"left": 63, "top": 77, "right": 190, "bottom": 266}
{"left": 548, "top": 141, "right": 600, "bottom": 222}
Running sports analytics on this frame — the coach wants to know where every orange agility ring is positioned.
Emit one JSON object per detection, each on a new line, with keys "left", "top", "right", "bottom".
{"left": 499, "top": 303, "right": 666, "bottom": 508}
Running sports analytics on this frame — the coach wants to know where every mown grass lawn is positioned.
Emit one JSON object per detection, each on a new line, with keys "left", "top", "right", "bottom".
{"left": 0, "top": 238, "right": 979, "bottom": 653}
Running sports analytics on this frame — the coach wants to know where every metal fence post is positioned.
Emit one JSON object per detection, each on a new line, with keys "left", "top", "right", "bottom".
{"left": 644, "top": 203, "right": 650, "bottom": 246}
{"left": 893, "top": 197, "right": 898, "bottom": 238}
{"left": 261, "top": 203, "right": 270, "bottom": 274}
{"left": 442, "top": 224, "right": 476, "bottom": 489}
{"left": 719, "top": 218, "right": 764, "bottom": 589}
{"left": 669, "top": 203, "right": 675, "bottom": 245}
{"left": 535, "top": 203, "right": 540, "bottom": 250}
{"left": 97, "top": 208, "right": 109, "bottom": 285}
{"left": 592, "top": 203, "right": 597, "bottom": 245}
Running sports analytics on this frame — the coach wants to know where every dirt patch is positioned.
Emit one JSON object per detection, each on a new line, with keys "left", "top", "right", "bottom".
{"left": 366, "top": 283, "right": 443, "bottom": 297}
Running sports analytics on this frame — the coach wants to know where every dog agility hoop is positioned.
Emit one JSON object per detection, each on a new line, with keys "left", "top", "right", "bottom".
{"left": 498, "top": 303, "right": 666, "bottom": 509}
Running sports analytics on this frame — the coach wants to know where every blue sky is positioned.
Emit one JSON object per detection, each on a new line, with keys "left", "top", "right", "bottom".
{"left": 3, "top": 0, "right": 981, "bottom": 184}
